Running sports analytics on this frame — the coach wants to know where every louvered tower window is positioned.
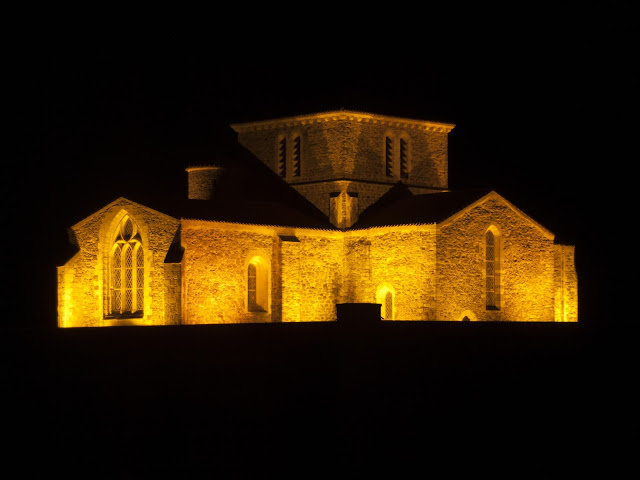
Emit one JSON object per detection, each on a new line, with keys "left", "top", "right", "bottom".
{"left": 400, "top": 137, "right": 409, "bottom": 179}
{"left": 278, "top": 136, "right": 287, "bottom": 178}
{"left": 109, "top": 215, "right": 143, "bottom": 317}
{"left": 385, "top": 136, "right": 394, "bottom": 177}
{"left": 485, "top": 230, "right": 500, "bottom": 310}
{"left": 292, "top": 135, "right": 301, "bottom": 177}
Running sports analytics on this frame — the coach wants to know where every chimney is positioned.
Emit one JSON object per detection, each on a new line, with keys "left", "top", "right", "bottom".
{"left": 185, "top": 166, "right": 227, "bottom": 200}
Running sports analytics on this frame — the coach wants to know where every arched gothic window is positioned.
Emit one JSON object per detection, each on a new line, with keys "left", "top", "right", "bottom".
{"left": 248, "top": 257, "right": 269, "bottom": 312}
{"left": 485, "top": 228, "right": 501, "bottom": 310}
{"left": 109, "top": 215, "right": 143, "bottom": 317}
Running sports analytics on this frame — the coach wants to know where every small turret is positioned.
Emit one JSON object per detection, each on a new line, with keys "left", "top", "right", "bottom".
{"left": 185, "top": 165, "right": 227, "bottom": 200}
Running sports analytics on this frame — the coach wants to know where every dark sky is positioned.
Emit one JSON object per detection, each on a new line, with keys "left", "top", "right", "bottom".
{"left": 8, "top": 29, "right": 615, "bottom": 329}
{"left": 4, "top": 21, "right": 630, "bottom": 476}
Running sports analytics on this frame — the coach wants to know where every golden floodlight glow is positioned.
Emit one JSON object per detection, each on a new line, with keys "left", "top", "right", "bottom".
{"left": 57, "top": 198, "right": 578, "bottom": 327}
{"left": 57, "top": 203, "right": 578, "bottom": 327}
{"left": 57, "top": 111, "right": 577, "bottom": 327}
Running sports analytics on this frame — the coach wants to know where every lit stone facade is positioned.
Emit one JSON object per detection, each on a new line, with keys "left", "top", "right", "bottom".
{"left": 57, "top": 198, "right": 180, "bottom": 327}
{"left": 57, "top": 111, "right": 577, "bottom": 327}
{"left": 232, "top": 111, "right": 451, "bottom": 225}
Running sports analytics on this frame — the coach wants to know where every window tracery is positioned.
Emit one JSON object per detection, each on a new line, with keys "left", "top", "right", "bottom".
{"left": 108, "top": 215, "right": 144, "bottom": 317}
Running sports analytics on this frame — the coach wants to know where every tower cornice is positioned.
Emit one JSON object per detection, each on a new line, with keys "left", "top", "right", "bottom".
{"left": 230, "top": 110, "right": 455, "bottom": 134}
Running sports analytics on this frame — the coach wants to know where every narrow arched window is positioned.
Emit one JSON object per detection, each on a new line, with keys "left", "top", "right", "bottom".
{"left": 385, "top": 136, "right": 394, "bottom": 177}
{"left": 248, "top": 257, "right": 269, "bottom": 312}
{"left": 248, "top": 263, "right": 258, "bottom": 310}
{"left": 485, "top": 229, "right": 500, "bottom": 310}
{"left": 384, "top": 291, "right": 394, "bottom": 320}
{"left": 376, "top": 284, "right": 395, "bottom": 320}
{"left": 109, "top": 215, "right": 143, "bottom": 317}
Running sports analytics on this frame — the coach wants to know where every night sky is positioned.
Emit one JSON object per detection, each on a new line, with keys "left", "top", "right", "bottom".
{"left": 9, "top": 37, "right": 610, "bottom": 330}
{"left": 5, "top": 21, "right": 629, "bottom": 476}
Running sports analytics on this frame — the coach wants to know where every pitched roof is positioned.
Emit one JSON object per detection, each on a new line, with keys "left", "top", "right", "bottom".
{"left": 178, "top": 199, "right": 336, "bottom": 229}
{"left": 351, "top": 187, "right": 493, "bottom": 229}
{"left": 231, "top": 110, "right": 455, "bottom": 133}
{"left": 115, "top": 132, "right": 336, "bottom": 230}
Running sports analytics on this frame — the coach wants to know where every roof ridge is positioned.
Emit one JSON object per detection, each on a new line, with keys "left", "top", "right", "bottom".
{"left": 231, "top": 110, "right": 455, "bottom": 132}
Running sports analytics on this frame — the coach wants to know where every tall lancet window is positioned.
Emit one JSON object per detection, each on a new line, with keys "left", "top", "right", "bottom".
{"left": 377, "top": 285, "right": 395, "bottom": 320}
{"left": 485, "top": 229, "right": 501, "bottom": 310}
{"left": 385, "top": 136, "right": 394, "bottom": 177}
{"left": 247, "top": 257, "right": 269, "bottom": 312}
{"left": 109, "top": 215, "right": 144, "bottom": 317}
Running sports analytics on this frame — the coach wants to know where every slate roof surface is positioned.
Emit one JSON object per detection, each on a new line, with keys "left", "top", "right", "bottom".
{"left": 120, "top": 135, "right": 336, "bottom": 230}
{"left": 77, "top": 124, "right": 492, "bottom": 232}
{"left": 351, "top": 187, "right": 493, "bottom": 229}
{"left": 178, "top": 199, "right": 336, "bottom": 229}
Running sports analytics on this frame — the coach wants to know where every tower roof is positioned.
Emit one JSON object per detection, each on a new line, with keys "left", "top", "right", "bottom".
{"left": 231, "top": 110, "right": 455, "bottom": 133}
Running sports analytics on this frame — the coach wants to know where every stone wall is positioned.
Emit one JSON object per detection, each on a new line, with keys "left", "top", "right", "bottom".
{"left": 236, "top": 116, "right": 449, "bottom": 187}
{"left": 334, "top": 226, "right": 438, "bottom": 320}
{"left": 436, "top": 194, "right": 560, "bottom": 322}
{"left": 365, "top": 227, "right": 438, "bottom": 320}
{"left": 180, "top": 222, "right": 275, "bottom": 324}
{"left": 180, "top": 222, "right": 344, "bottom": 324}
{"left": 292, "top": 180, "right": 393, "bottom": 220}
{"left": 186, "top": 167, "right": 225, "bottom": 200}
{"left": 58, "top": 195, "right": 577, "bottom": 326}
{"left": 164, "top": 263, "right": 181, "bottom": 325}
{"left": 293, "top": 233, "right": 344, "bottom": 322}
{"left": 57, "top": 198, "right": 180, "bottom": 327}
{"left": 234, "top": 113, "right": 452, "bottom": 226}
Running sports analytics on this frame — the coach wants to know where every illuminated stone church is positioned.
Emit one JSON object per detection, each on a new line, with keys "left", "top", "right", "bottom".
{"left": 57, "top": 111, "right": 577, "bottom": 327}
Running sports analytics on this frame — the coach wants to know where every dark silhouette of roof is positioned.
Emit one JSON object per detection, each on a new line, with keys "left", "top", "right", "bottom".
{"left": 351, "top": 188, "right": 493, "bottom": 229}
{"left": 178, "top": 199, "right": 336, "bottom": 229}
{"left": 69, "top": 124, "right": 491, "bottom": 232}
{"left": 121, "top": 129, "right": 336, "bottom": 230}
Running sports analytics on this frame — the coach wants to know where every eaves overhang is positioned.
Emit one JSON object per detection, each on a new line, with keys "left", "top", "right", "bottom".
{"left": 231, "top": 110, "right": 455, "bottom": 134}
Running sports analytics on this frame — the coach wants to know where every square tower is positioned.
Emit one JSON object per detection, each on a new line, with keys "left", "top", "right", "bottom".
{"left": 231, "top": 111, "right": 455, "bottom": 227}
